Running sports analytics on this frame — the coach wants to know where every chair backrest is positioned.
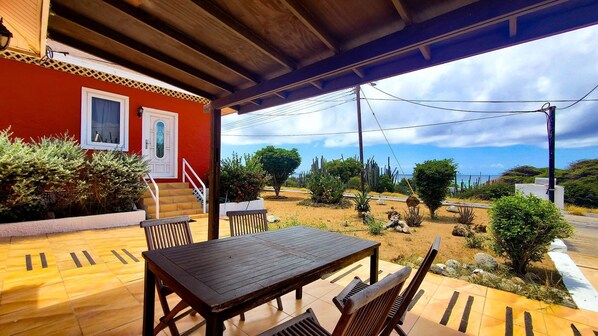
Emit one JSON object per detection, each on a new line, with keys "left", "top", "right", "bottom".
{"left": 332, "top": 267, "right": 411, "bottom": 336}
{"left": 140, "top": 215, "right": 193, "bottom": 251}
{"left": 227, "top": 209, "right": 268, "bottom": 236}
{"left": 389, "top": 236, "right": 440, "bottom": 326}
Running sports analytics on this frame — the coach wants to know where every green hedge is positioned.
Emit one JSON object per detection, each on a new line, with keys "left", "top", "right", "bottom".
{"left": 0, "top": 129, "right": 149, "bottom": 223}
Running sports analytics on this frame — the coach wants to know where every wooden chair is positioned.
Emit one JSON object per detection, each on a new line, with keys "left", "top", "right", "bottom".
{"left": 257, "top": 267, "right": 412, "bottom": 336}
{"left": 140, "top": 215, "right": 204, "bottom": 336}
{"left": 227, "top": 209, "right": 284, "bottom": 315}
{"left": 332, "top": 236, "right": 441, "bottom": 336}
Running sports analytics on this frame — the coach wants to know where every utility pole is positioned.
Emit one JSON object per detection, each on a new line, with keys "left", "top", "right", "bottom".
{"left": 547, "top": 106, "right": 556, "bottom": 203}
{"left": 356, "top": 85, "right": 365, "bottom": 193}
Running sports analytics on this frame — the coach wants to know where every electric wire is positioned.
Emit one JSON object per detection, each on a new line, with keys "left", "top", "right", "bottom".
{"left": 559, "top": 84, "right": 598, "bottom": 110}
{"left": 361, "top": 97, "right": 598, "bottom": 104}
{"left": 360, "top": 88, "right": 415, "bottom": 194}
{"left": 370, "top": 85, "right": 542, "bottom": 114}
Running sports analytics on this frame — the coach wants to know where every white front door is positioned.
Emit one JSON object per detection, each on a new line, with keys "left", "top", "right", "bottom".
{"left": 142, "top": 108, "right": 178, "bottom": 178}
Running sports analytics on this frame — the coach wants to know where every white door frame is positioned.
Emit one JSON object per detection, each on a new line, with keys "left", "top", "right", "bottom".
{"left": 141, "top": 107, "right": 179, "bottom": 179}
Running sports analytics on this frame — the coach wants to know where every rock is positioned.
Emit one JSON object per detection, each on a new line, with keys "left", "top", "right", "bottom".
{"left": 498, "top": 279, "right": 521, "bottom": 292}
{"left": 267, "top": 215, "right": 280, "bottom": 223}
{"left": 384, "top": 221, "right": 395, "bottom": 229}
{"left": 473, "top": 224, "right": 487, "bottom": 233}
{"left": 447, "top": 205, "right": 459, "bottom": 213}
{"left": 481, "top": 271, "right": 499, "bottom": 282}
{"left": 475, "top": 253, "right": 498, "bottom": 271}
{"left": 511, "top": 277, "right": 526, "bottom": 286}
{"left": 430, "top": 263, "right": 446, "bottom": 274}
{"left": 406, "top": 195, "right": 420, "bottom": 208}
{"left": 443, "top": 267, "right": 457, "bottom": 277}
{"left": 446, "top": 259, "right": 461, "bottom": 269}
{"left": 401, "top": 226, "right": 411, "bottom": 234}
{"left": 376, "top": 199, "right": 386, "bottom": 205}
{"left": 386, "top": 207, "right": 400, "bottom": 220}
{"left": 452, "top": 224, "right": 469, "bottom": 237}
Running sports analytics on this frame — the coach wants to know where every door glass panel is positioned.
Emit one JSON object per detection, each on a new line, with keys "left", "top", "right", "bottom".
{"left": 156, "top": 121, "right": 165, "bottom": 158}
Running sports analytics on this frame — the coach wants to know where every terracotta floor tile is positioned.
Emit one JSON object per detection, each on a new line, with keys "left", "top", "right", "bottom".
{"left": 541, "top": 303, "right": 598, "bottom": 327}
{"left": 301, "top": 299, "right": 342, "bottom": 333}
{"left": 278, "top": 290, "right": 319, "bottom": 316}
{"left": 408, "top": 315, "right": 468, "bottom": 336}
{"left": 230, "top": 302, "right": 290, "bottom": 335}
{"left": 486, "top": 287, "right": 542, "bottom": 310}
{"left": 0, "top": 282, "right": 70, "bottom": 316}
{"left": 77, "top": 304, "right": 144, "bottom": 335}
{"left": 0, "top": 303, "right": 75, "bottom": 335}
{"left": 303, "top": 279, "right": 341, "bottom": 299}
{"left": 11, "top": 314, "right": 82, "bottom": 336}
{"left": 543, "top": 314, "right": 597, "bottom": 336}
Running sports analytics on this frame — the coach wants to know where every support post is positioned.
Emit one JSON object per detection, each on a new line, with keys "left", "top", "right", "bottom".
{"left": 356, "top": 85, "right": 365, "bottom": 193}
{"left": 208, "top": 108, "right": 222, "bottom": 240}
{"left": 547, "top": 106, "right": 556, "bottom": 203}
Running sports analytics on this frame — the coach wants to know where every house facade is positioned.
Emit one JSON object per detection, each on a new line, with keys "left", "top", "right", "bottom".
{"left": 0, "top": 51, "right": 211, "bottom": 182}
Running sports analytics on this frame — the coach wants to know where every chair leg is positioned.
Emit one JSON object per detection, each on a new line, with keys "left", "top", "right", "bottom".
{"left": 276, "top": 297, "right": 284, "bottom": 311}
{"left": 394, "top": 324, "right": 407, "bottom": 336}
{"left": 240, "top": 312, "right": 246, "bottom": 321}
{"left": 156, "top": 283, "right": 181, "bottom": 336}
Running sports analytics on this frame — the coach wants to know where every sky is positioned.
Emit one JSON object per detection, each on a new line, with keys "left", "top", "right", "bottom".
{"left": 220, "top": 24, "right": 598, "bottom": 177}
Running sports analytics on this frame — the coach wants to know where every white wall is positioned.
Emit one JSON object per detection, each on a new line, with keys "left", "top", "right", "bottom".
{"left": 515, "top": 183, "right": 565, "bottom": 209}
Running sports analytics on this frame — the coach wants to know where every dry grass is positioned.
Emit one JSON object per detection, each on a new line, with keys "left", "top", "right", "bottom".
{"left": 566, "top": 204, "right": 598, "bottom": 215}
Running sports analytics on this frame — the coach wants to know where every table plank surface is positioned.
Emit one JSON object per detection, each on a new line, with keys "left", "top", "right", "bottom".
{"left": 143, "top": 226, "right": 380, "bottom": 329}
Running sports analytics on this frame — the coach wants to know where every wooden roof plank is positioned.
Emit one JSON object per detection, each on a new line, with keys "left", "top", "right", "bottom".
{"left": 48, "top": 30, "right": 215, "bottom": 100}
{"left": 189, "top": 0, "right": 297, "bottom": 70}
{"left": 51, "top": 2, "right": 235, "bottom": 93}
{"left": 391, "top": 0, "right": 414, "bottom": 25}
{"left": 102, "top": 0, "right": 261, "bottom": 84}
{"left": 208, "top": 0, "right": 578, "bottom": 110}
{"left": 279, "top": 0, "right": 339, "bottom": 53}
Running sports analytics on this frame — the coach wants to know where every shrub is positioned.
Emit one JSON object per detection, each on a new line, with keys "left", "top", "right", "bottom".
{"left": 325, "top": 157, "right": 362, "bottom": 184}
{"left": 346, "top": 176, "right": 362, "bottom": 191}
{"left": 220, "top": 152, "right": 268, "bottom": 203}
{"left": 562, "top": 177, "right": 598, "bottom": 208}
{"left": 413, "top": 159, "right": 457, "bottom": 218}
{"left": 489, "top": 193, "right": 573, "bottom": 274}
{"left": 403, "top": 206, "right": 424, "bottom": 227}
{"left": 363, "top": 213, "right": 383, "bottom": 235}
{"left": 353, "top": 191, "right": 371, "bottom": 214}
{"left": 85, "top": 150, "right": 149, "bottom": 214}
{"left": 376, "top": 175, "right": 394, "bottom": 193}
{"left": 306, "top": 172, "right": 345, "bottom": 204}
{"left": 456, "top": 182, "right": 514, "bottom": 200}
{"left": 395, "top": 178, "right": 414, "bottom": 195}
{"left": 456, "top": 206, "right": 475, "bottom": 224}
{"left": 464, "top": 226, "right": 485, "bottom": 249}
{"left": 0, "top": 129, "right": 148, "bottom": 222}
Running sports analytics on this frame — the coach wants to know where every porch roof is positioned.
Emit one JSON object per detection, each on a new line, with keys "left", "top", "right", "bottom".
{"left": 46, "top": 0, "right": 598, "bottom": 115}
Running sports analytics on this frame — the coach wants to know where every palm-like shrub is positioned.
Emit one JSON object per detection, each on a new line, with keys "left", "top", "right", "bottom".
{"left": 306, "top": 172, "right": 345, "bottom": 204}
{"left": 353, "top": 191, "right": 371, "bottom": 214}
{"left": 403, "top": 206, "right": 424, "bottom": 227}
{"left": 490, "top": 193, "right": 573, "bottom": 274}
{"left": 456, "top": 206, "right": 475, "bottom": 224}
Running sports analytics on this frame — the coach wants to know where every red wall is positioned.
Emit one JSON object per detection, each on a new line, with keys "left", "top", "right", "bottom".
{"left": 0, "top": 58, "right": 211, "bottom": 181}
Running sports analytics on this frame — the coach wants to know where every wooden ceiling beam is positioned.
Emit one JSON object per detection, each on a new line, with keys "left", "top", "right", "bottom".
{"left": 352, "top": 68, "right": 365, "bottom": 78}
{"left": 419, "top": 45, "right": 431, "bottom": 60}
{"left": 509, "top": 17, "right": 518, "bottom": 37}
{"left": 51, "top": 3, "right": 235, "bottom": 93}
{"left": 209, "top": 0, "right": 589, "bottom": 110}
{"left": 48, "top": 30, "right": 214, "bottom": 100}
{"left": 102, "top": 0, "right": 261, "bottom": 84}
{"left": 310, "top": 80, "right": 323, "bottom": 90}
{"left": 274, "top": 92, "right": 288, "bottom": 99}
{"left": 391, "top": 0, "right": 413, "bottom": 25}
{"left": 189, "top": 0, "right": 297, "bottom": 70}
{"left": 279, "top": 0, "right": 339, "bottom": 53}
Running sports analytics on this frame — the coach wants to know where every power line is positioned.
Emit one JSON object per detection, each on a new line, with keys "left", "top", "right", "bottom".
{"left": 559, "top": 84, "right": 598, "bottom": 110}
{"left": 222, "top": 112, "right": 530, "bottom": 137}
{"left": 361, "top": 97, "right": 598, "bottom": 104}
{"left": 370, "top": 85, "right": 541, "bottom": 114}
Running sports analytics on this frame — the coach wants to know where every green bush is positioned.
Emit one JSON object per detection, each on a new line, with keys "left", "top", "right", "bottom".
{"left": 395, "top": 178, "right": 414, "bottom": 195}
{"left": 0, "top": 129, "right": 148, "bottom": 222}
{"left": 489, "top": 193, "right": 573, "bottom": 274}
{"left": 325, "top": 157, "right": 362, "bottom": 183}
{"left": 562, "top": 177, "right": 598, "bottom": 208}
{"left": 413, "top": 159, "right": 457, "bottom": 218}
{"left": 255, "top": 146, "right": 301, "bottom": 197}
{"left": 353, "top": 191, "right": 371, "bottom": 214}
{"left": 376, "top": 175, "right": 394, "bottom": 193}
{"left": 306, "top": 172, "right": 345, "bottom": 204}
{"left": 346, "top": 176, "right": 362, "bottom": 190}
{"left": 220, "top": 152, "right": 268, "bottom": 203}
{"left": 456, "top": 182, "right": 514, "bottom": 200}
{"left": 85, "top": 150, "right": 149, "bottom": 214}
{"left": 363, "top": 213, "right": 383, "bottom": 235}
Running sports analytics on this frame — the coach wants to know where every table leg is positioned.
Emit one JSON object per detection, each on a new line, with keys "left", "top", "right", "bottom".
{"left": 205, "top": 316, "right": 224, "bottom": 336}
{"left": 142, "top": 262, "right": 156, "bottom": 336}
{"left": 370, "top": 247, "right": 379, "bottom": 284}
{"left": 295, "top": 287, "right": 303, "bottom": 300}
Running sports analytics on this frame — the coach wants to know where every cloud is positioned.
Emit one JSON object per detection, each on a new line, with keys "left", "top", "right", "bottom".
{"left": 222, "top": 25, "right": 598, "bottom": 150}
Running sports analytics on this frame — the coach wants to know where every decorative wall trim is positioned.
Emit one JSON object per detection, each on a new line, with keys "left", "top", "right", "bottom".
{"left": 0, "top": 50, "right": 211, "bottom": 105}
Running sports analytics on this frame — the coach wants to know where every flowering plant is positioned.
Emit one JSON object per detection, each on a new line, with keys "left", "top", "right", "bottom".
{"left": 219, "top": 153, "right": 268, "bottom": 203}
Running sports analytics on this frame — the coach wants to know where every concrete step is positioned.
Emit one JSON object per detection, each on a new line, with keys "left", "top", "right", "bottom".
{"left": 147, "top": 201, "right": 202, "bottom": 213}
{"left": 149, "top": 208, "right": 204, "bottom": 219}
{"left": 143, "top": 195, "right": 199, "bottom": 204}
{"left": 143, "top": 188, "right": 194, "bottom": 197}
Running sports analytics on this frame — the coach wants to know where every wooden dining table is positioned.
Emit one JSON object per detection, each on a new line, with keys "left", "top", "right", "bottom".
{"left": 142, "top": 226, "right": 381, "bottom": 336}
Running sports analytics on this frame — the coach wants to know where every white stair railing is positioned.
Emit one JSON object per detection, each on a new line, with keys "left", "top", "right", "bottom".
{"left": 143, "top": 173, "right": 160, "bottom": 219}
{"left": 182, "top": 158, "right": 207, "bottom": 213}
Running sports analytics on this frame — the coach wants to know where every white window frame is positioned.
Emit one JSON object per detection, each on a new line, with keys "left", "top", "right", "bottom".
{"left": 80, "top": 87, "right": 129, "bottom": 151}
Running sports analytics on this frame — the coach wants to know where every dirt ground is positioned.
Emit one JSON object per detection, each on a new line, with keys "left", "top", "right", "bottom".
{"left": 262, "top": 190, "right": 494, "bottom": 265}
